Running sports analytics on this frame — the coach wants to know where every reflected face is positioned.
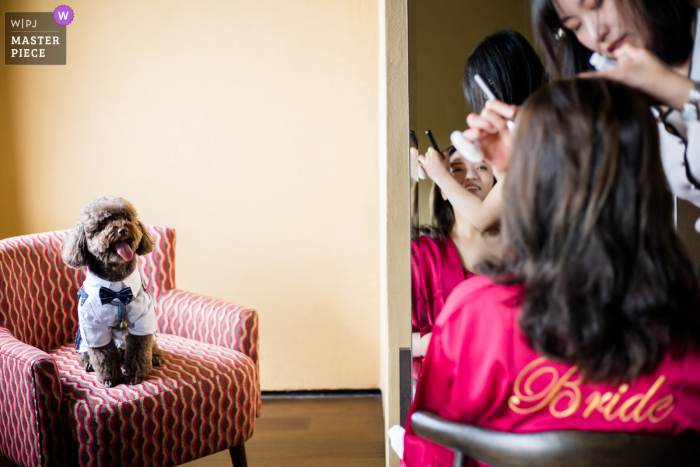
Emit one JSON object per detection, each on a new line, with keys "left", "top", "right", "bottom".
{"left": 553, "top": 0, "right": 646, "bottom": 57}
{"left": 448, "top": 153, "right": 495, "bottom": 201}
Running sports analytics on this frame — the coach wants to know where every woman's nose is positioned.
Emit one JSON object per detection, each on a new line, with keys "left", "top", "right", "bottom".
{"left": 585, "top": 17, "right": 609, "bottom": 44}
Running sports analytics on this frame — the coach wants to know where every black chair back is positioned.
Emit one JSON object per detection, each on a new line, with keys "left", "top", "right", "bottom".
{"left": 410, "top": 411, "right": 700, "bottom": 467}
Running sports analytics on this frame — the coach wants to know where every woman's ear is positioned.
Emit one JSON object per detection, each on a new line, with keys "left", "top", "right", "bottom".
{"left": 62, "top": 223, "right": 89, "bottom": 269}
{"left": 135, "top": 220, "right": 154, "bottom": 256}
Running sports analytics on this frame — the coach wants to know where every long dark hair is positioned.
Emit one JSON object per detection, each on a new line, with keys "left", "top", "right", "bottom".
{"left": 532, "top": 0, "right": 694, "bottom": 79}
{"left": 484, "top": 78, "right": 700, "bottom": 382}
{"left": 463, "top": 29, "right": 546, "bottom": 113}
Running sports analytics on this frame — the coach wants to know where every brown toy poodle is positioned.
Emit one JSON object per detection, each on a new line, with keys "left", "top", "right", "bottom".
{"left": 62, "top": 196, "right": 163, "bottom": 387}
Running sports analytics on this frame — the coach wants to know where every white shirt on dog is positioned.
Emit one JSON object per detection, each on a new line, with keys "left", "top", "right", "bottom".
{"left": 75, "top": 268, "right": 157, "bottom": 353}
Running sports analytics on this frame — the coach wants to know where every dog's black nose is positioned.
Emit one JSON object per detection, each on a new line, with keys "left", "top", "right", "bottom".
{"left": 118, "top": 228, "right": 127, "bottom": 236}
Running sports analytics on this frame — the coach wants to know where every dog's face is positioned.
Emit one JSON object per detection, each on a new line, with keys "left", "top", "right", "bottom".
{"left": 62, "top": 197, "right": 154, "bottom": 278}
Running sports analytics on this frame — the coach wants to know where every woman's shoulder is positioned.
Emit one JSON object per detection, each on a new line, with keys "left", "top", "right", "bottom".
{"left": 418, "top": 233, "right": 456, "bottom": 257}
{"left": 417, "top": 234, "right": 444, "bottom": 263}
{"left": 434, "top": 275, "right": 523, "bottom": 337}
{"left": 418, "top": 233, "right": 442, "bottom": 249}
{"left": 443, "top": 274, "right": 522, "bottom": 311}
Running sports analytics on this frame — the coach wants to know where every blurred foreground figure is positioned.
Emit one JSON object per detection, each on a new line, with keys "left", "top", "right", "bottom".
{"left": 403, "top": 79, "right": 700, "bottom": 467}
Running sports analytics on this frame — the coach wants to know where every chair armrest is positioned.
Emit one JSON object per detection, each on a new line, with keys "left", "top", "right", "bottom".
{"left": 156, "top": 289, "right": 259, "bottom": 368}
{"left": 156, "top": 290, "right": 261, "bottom": 417}
{"left": 0, "top": 327, "right": 68, "bottom": 467}
{"left": 410, "top": 411, "right": 700, "bottom": 467}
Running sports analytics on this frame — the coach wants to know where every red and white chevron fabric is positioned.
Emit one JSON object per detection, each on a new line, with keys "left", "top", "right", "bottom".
{"left": 0, "top": 227, "right": 260, "bottom": 467}
{"left": 52, "top": 334, "right": 257, "bottom": 466}
{"left": 157, "top": 289, "right": 261, "bottom": 416}
{"left": 0, "top": 230, "right": 83, "bottom": 352}
{"left": 137, "top": 227, "right": 176, "bottom": 302}
{"left": 0, "top": 328, "right": 68, "bottom": 467}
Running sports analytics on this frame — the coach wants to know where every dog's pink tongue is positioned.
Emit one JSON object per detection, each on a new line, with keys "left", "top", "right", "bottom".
{"left": 115, "top": 241, "right": 133, "bottom": 261}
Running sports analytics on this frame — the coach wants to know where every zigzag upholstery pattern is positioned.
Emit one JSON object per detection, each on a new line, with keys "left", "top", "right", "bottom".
{"left": 51, "top": 334, "right": 256, "bottom": 466}
{"left": 0, "top": 227, "right": 260, "bottom": 467}
{"left": 0, "top": 328, "right": 69, "bottom": 467}
{"left": 137, "top": 227, "right": 176, "bottom": 303}
{"left": 157, "top": 289, "right": 261, "bottom": 416}
{"left": 0, "top": 230, "right": 82, "bottom": 352}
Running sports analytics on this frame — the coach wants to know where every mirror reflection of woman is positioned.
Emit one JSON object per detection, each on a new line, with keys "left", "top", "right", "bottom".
{"left": 532, "top": 0, "right": 700, "bottom": 209}
{"left": 411, "top": 30, "right": 546, "bottom": 372}
{"left": 411, "top": 149, "right": 499, "bottom": 377}
{"left": 423, "top": 150, "right": 500, "bottom": 275}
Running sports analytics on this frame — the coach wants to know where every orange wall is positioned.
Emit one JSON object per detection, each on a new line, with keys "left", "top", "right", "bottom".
{"left": 0, "top": 0, "right": 380, "bottom": 390}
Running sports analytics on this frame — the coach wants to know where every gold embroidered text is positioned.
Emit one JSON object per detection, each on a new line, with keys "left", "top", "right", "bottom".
{"left": 507, "top": 358, "right": 674, "bottom": 423}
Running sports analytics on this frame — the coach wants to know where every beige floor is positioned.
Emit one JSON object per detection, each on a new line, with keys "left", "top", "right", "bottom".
{"left": 0, "top": 396, "right": 385, "bottom": 467}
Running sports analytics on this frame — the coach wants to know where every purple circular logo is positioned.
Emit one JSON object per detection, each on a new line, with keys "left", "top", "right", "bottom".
{"left": 53, "top": 5, "right": 74, "bottom": 26}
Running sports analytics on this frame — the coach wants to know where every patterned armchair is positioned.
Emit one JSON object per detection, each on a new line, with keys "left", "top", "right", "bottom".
{"left": 0, "top": 227, "right": 260, "bottom": 467}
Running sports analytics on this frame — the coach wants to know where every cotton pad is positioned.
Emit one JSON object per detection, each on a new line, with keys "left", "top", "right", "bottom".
{"left": 451, "top": 131, "right": 484, "bottom": 163}
{"left": 590, "top": 52, "right": 617, "bottom": 71}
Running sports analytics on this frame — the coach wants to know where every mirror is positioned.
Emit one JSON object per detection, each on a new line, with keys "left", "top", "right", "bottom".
{"left": 408, "top": 0, "right": 534, "bottom": 394}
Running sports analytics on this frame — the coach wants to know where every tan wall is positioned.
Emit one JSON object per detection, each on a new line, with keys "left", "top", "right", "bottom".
{"left": 379, "top": 0, "right": 410, "bottom": 465}
{"left": 0, "top": 0, "right": 380, "bottom": 391}
{"left": 0, "top": 40, "right": 22, "bottom": 240}
{"left": 408, "top": 0, "right": 533, "bottom": 222}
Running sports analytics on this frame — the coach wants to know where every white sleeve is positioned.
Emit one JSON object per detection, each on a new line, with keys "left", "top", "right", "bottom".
{"left": 659, "top": 122, "right": 700, "bottom": 207}
{"left": 684, "top": 7, "right": 700, "bottom": 199}
{"left": 685, "top": 120, "right": 700, "bottom": 190}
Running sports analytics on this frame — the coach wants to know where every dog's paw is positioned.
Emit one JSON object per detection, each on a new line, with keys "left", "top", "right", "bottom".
{"left": 102, "top": 379, "right": 118, "bottom": 388}
{"left": 127, "top": 375, "right": 144, "bottom": 385}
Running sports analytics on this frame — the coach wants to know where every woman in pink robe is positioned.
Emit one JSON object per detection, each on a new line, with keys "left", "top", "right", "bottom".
{"left": 402, "top": 79, "right": 700, "bottom": 466}
{"left": 411, "top": 148, "right": 494, "bottom": 379}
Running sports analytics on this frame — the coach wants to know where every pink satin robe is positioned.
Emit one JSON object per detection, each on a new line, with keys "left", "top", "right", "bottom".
{"left": 403, "top": 275, "right": 700, "bottom": 467}
{"left": 412, "top": 235, "right": 473, "bottom": 336}
{"left": 412, "top": 235, "right": 473, "bottom": 379}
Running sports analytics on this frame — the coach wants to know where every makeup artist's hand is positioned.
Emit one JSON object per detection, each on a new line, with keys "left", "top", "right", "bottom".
{"left": 418, "top": 148, "right": 450, "bottom": 184}
{"left": 464, "top": 100, "right": 517, "bottom": 173}
{"left": 582, "top": 44, "right": 694, "bottom": 110}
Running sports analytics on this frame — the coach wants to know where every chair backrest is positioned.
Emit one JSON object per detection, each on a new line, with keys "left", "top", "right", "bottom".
{"left": 136, "top": 226, "right": 177, "bottom": 300}
{"left": 410, "top": 411, "right": 700, "bottom": 467}
{"left": 0, "top": 226, "right": 176, "bottom": 351}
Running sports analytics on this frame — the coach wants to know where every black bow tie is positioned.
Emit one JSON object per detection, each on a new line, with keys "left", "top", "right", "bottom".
{"left": 99, "top": 286, "right": 133, "bottom": 305}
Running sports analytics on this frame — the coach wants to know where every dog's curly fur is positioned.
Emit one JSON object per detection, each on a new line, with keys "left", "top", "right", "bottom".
{"left": 63, "top": 197, "right": 163, "bottom": 387}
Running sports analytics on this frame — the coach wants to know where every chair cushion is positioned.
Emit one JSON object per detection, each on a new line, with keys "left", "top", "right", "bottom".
{"left": 49, "top": 333, "right": 258, "bottom": 467}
